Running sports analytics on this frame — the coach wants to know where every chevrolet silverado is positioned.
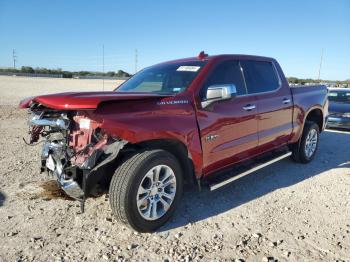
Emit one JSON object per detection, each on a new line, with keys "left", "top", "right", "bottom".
{"left": 19, "top": 52, "right": 328, "bottom": 232}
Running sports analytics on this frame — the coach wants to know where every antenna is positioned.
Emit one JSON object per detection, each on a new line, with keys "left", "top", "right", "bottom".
{"left": 134, "top": 49, "right": 138, "bottom": 74}
{"left": 102, "top": 44, "right": 105, "bottom": 91}
{"left": 317, "top": 49, "right": 323, "bottom": 81}
{"left": 12, "top": 49, "right": 17, "bottom": 69}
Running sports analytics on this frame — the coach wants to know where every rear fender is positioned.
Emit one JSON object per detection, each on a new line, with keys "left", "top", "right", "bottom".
{"left": 290, "top": 105, "right": 324, "bottom": 144}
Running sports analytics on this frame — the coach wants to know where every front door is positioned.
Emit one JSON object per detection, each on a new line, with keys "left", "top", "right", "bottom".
{"left": 196, "top": 60, "right": 259, "bottom": 176}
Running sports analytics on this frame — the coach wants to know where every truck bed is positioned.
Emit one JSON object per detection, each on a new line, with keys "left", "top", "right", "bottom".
{"left": 290, "top": 85, "right": 328, "bottom": 108}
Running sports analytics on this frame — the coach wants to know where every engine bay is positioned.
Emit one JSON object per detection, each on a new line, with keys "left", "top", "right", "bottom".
{"left": 25, "top": 103, "right": 126, "bottom": 204}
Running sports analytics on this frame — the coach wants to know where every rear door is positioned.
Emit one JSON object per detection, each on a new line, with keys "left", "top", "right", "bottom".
{"left": 196, "top": 60, "right": 259, "bottom": 175}
{"left": 240, "top": 60, "right": 293, "bottom": 150}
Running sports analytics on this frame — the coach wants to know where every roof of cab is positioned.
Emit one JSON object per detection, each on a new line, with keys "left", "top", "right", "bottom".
{"left": 156, "top": 53, "right": 276, "bottom": 66}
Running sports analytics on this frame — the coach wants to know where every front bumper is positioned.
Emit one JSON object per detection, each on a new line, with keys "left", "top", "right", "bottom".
{"left": 43, "top": 142, "right": 85, "bottom": 200}
{"left": 57, "top": 173, "right": 84, "bottom": 200}
{"left": 327, "top": 116, "right": 350, "bottom": 130}
{"left": 42, "top": 139, "right": 128, "bottom": 200}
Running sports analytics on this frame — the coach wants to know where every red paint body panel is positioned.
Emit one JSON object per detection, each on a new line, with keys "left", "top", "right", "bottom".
{"left": 254, "top": 62, "right": 294, "bottom": 148}
{"left": 19, "top": 54, "right": 328, "bottom": 180}
{"left": 196, "top": 95, "right": 259, "bottom": 175}
{"left": 91, "top": 94, "right": 203, "bottom": 175}
{"left": 289, "top": 86, "right": 329, "bottom": 143}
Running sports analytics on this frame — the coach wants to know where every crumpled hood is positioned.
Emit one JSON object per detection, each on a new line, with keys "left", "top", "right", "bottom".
{"left": 19, "top": 91, "right": 173, "bottom": 110}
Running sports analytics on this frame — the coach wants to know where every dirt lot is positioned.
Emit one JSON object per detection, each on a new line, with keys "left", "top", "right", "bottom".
{"left": 0, "top": 76, "right": 349, "bottom": 262}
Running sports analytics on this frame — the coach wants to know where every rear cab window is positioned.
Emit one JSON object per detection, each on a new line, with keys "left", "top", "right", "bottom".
{"left": 240, "top": 60, "right": 280, "bottom": 94}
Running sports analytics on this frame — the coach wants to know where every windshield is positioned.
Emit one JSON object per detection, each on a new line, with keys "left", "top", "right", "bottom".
{"left": 328, "top": 90, "right": 350, "bottom": 104}
{"left": 116, "top": 61, "right": 206, "bottom": 94}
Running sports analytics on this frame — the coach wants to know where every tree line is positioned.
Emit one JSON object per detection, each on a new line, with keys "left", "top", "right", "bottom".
{"left": 0, "top": 66, "right": 132, "bottom": 78}
{"left": 287, "top": 77, "right": 349, "bottom": 86}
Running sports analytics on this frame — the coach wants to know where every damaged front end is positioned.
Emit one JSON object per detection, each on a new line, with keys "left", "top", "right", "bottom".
{"left": 25, "top": 103, "right": 127, "bottom": 210}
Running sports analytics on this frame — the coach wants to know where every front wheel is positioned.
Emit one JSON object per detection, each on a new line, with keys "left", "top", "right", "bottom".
{"left": 291, "top": 121, "right": 320, "bottom": 163}
{"left": 109, "top": 149, "right": 183, "bottom": 232}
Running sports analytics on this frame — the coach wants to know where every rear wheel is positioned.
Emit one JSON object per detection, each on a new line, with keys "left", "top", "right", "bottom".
{"left": 291, "top": 121, "right": 320, "bottom": 163}
{"left": 109, "top": 149, "right": 183, "bottom": 232}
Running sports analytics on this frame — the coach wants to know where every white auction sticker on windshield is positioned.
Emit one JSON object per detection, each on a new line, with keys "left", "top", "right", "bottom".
{"left": 176, "top": 66, "right": 200, "bottom": 72}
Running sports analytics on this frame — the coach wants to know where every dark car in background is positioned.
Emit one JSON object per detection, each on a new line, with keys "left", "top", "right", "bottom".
{"left": 327, "top": 88, "right": 350, "bottom": 130}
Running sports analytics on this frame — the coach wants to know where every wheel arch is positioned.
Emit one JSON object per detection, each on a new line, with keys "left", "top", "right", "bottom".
{"left": 305, "top": 107, "right": 324, "bottom": 132}
{"left": 85, "top": 137, "right": 198, "bottom": 196}
{"left": 129, "top": 139, "right": 197, "bottom": 186}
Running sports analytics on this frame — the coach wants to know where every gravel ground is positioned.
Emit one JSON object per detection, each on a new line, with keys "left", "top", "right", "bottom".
{"left": 0, "top": 76, "right": 349, "bottom": 262}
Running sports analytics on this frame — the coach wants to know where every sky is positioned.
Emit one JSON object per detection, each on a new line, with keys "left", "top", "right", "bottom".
{"left": 0, "top": 0, "right": 349, "bottom": 80}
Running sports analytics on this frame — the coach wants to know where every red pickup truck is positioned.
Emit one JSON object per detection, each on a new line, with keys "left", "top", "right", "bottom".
{"left": 20, "top": 53, "right": 328, "bottom": 232}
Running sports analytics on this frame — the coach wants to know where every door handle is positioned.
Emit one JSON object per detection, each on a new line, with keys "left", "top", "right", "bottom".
{"left": 243, "top": 104, "right": 256, "bottom": 111}
{"left": 283, "top": 98, "right": 291, "bottom": 104}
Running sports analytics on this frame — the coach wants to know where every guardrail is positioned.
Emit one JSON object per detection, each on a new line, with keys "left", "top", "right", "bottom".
{"left": 0, "top": 72, "right": 63, "bottom": 78}
{"left": 0, "top": 72, "right": 130, "bottom": 80}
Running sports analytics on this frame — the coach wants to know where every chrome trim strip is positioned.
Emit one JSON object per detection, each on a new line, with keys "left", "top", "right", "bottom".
{"left": 283, "top": 98, "right": 291, "bottom": 104}
{"left": 242, "top": 104, "right": 256, "bottom": 111}
{"left": 239, "top": 61, "right": 248, "bottom": 95}
{"left": 209, "top": 152, "right": 292, "bottom": 191}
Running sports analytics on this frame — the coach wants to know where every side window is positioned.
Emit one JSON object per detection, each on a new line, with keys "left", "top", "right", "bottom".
{"left": 241, "top": 60, "right": 280, "bottom": 94}
{"left": 201, "top": 60, "right": 247, "bottom": 99}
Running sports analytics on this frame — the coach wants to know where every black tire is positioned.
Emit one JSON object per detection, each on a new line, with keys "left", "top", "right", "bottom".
{"left": 109, "top": 149, "right": 183, "bottom": 232}
{"left": 291, "top": 121, "right": 320, "bottom": 163}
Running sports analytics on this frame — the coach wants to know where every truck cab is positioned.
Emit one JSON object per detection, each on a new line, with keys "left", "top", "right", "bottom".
{"left": 194, "top": 56, "right": 294, "bottom": 175}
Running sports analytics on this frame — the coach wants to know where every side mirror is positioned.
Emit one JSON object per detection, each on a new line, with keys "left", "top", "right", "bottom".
{"left": 201, "top": 84, "right": 237, "bottom": 108}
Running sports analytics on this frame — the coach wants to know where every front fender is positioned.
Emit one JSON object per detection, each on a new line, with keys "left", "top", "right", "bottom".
{"left": 92, "top": 99, "right": 203, "bottom": 176}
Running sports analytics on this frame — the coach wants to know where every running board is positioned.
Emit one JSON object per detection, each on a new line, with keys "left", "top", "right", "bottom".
{"left": 209, "top": 152, "right": 292, "bottom": 191}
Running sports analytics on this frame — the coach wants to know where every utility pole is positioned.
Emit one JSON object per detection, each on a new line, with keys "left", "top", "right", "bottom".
{"left": 134, "top": 49, "right": 138, "bottom": 74}
{"left": 102, "top": 44, "right": 105, "bottom": 91}
{"left": 317, "top": 49, "right": 323, "bottom": 81}
{"left": 12, "top": 49, "right": 17, "bottom": 69}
